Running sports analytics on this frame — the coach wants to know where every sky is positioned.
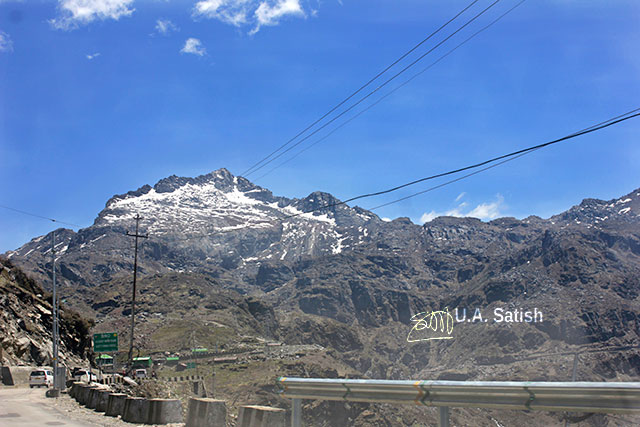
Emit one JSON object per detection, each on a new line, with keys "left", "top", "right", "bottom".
{"left": 0, "top": 0, "right": 639, "bottom": 253}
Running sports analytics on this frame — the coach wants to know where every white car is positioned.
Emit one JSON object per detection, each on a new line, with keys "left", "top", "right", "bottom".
{"left": 29, "top": 370, "right": 53, "bottom": 388}
{"left": 134, "top": 369, "right": 147, "bottom": 379}
{"left": 73, "top": 369, "right": 97, "bottom": 383}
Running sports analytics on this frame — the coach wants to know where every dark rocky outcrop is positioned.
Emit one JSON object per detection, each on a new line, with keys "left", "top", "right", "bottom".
{"left": 0, "top": 258, "right": 92, "bottom": 366}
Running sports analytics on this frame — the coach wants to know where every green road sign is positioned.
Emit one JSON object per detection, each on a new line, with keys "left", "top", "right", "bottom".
{"left": 93, "top": 332, "right": 118, "bottom": 353}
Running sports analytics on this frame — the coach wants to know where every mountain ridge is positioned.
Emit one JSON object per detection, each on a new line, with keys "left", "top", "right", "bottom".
{"left": 3, "top": 169, "right": 640, "bottom": 425}
{"left": 4, "top": 169, "right": 639, "bottom": 297}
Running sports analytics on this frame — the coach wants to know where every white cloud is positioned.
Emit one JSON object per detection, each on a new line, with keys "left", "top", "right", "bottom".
{"left": 86, "top": 52, "right": 101, "bottom": 59}
{"left": 194, "top": 0, "right": 306, "bottom": 34}
{"left": 155, "top": 18, "right": 178, "bottom": 35}
{"left": 420, "top": 194, "right": 505, "bottom": 223}
{"left": 254, "top": 0, "right": 303, "bottom": 31}
{"left": 420, "top": 211, "right": 438, "bottom": 223}
{"left": 181, "top": 37, "right": 206, "bottom": 56}
{"left": 194, "top": 0, "right": 250, "bottom": 26}
{"left": 0, "top": 31, "right": 13, "bottom": 53}
{"left": 51, "top": 0, "right": 135, "bottom": 30}
{"left": 455, "top": 192, "right": 466, "bottom": 202}
{"left": 467, "top": 196, "right": 504, "bottom": 220}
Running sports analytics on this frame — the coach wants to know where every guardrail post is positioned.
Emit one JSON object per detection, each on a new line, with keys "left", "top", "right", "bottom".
{"left": 291, "top": 398, "right": 301, "bottom": 427}
{"left": 439, "top": 406, "right": 450, "bottom": 427}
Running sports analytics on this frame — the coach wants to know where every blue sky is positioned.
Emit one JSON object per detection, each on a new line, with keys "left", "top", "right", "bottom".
{"left": 1, "top": 0, "right": 639, "bottom": 252}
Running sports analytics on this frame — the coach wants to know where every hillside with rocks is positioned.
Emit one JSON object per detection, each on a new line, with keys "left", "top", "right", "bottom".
{"left": 4, "top": 169, "right": 640, "bottom": 425}
{"left": 0, "top": 258, "right": 92, "bottom": 368}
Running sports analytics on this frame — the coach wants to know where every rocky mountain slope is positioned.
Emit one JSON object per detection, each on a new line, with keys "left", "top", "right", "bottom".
{"left": 3, "top": 169, "right": 640, "bottom": 425}
{"left": 5, "top": 168, "right": 378, "bottom": 299}
{"left": 0, "top": 258, "right": 92, "bottom": 367}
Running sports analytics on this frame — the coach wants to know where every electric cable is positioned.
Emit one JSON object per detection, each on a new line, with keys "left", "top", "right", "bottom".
{"left": 13, "top": 107, "right": 636, "bottom": 247}
{"left": 369, "top": 107, "right": 640, "bottom": 210}
{"left": 254, "top": 0, "right": 528, "bottom": 182}
{"left": 242, "top": 0, "right": 502, "bottom": 178}
{"left": 241, "top": 0, "right": 482, "bottom": 177}
{"left": 284, "top": 109, "right": 640, "bottom": 217}
{"left": 160, "top": 108, "right": 640, "bottom": 242}
{"left": 0, "top": 204, "right": 83, "bottom": 228}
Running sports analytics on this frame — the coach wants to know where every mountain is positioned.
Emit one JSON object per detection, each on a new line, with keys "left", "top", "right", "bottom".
{"left": 5, "top": 168, "right": 379, "bottom": 302}
{"left": 4, "top": 169, "right": 640, "bottom": 426}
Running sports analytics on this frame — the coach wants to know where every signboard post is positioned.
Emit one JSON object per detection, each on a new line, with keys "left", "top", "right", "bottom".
{"left": 93, "top": 333, "right": 118, "bottom": 353}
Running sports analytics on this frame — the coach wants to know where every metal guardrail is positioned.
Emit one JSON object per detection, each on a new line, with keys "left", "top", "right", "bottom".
{"left": 278, "top": 378, "right": 640, "bottom": 426}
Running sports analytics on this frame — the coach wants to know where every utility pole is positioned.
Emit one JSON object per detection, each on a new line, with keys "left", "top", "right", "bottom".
{"left": 51, "top": 230, "right": 60, "bottom": 396}
{"left": 126, "top": 214, "right": 148, "bottom": 374}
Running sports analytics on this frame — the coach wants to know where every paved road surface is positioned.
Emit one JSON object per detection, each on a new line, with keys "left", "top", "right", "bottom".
{"left": 0, "top": 387, "right": 97, "bottom": 426}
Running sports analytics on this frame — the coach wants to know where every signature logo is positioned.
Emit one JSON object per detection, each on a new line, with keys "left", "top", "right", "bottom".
{"left": 407, "top": 308, "right": 454, "bottom": 342}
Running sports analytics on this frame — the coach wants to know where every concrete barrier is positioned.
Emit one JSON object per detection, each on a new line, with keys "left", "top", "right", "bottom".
{"left": 1, "top": 366, "right": 14, "bottom": 385}
{"left": 105, "top": 393, "right": 128, "bottom": 417}
{"left": 165, "top": 375, "right": 204, "bottom": 382}
{"left": 237, "top": 405, "right": 286, "bottom": 427}
{"left": 78, "top": 385, "right": 98, "bottom": 406}
{"left": 95, "top": 390, "right": 111, "bottom": 412}
{"left": 149, "top": 399, "right": 184, "bottom": 424}
{"left": 87, "top": 387, "right": 102, "bottom": 409}
{"left": 186, "top": 398, "right": 227, "bottom": 427}
{"left": 76, "top": 384, "right": 91, "bottom": 403}
{"left": 74, "top": 384, "right": 87, "bottom": 402}
{"left": 69, "top": 382, "right": 81, "bottom": 399}
{"left": 100, "top": 374, "right": 123, "bottom": 385}
{"left": 122, "top": 397, "right": 150, "bottom": 424}
{"left": 71, "top": 382, "right": 85, "bottom": 399}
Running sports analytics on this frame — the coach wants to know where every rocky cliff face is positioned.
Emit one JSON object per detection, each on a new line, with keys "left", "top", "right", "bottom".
{"left": 0, "top": 258, "right": 92, "bottom": 367}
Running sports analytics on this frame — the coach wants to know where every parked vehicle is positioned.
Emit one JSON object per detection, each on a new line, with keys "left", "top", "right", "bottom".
{"left": 73, "top": 369, "right": 97, "bottom": 383}
{"left": 29, "top": 370, "right": 53, "bottom": 388}
{"left": 135, "top": 369, "right": 147, "bottom": 379}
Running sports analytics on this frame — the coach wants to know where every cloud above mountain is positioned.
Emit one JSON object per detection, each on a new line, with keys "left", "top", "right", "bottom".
{"left": 421, "top": 194, "right": 505, "bottom": 223}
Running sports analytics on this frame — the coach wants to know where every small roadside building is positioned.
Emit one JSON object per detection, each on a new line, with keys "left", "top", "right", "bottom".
{"left": 132, "top": 356, "right": 152, "bottom": 369}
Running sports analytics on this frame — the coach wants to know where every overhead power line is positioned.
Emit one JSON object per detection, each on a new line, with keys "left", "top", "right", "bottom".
{"left": 241, "top": 0, "right": 498, "bottom": 178}
{"left": 164, "top": 108, "right": 640, "bottom": 242}
{"left": 254, "top": 0, "right": 528, "bottom": 182}
{"left": 245, "top": 0, "right": 504, "bottom": 178}
{"left": 369, "top": 107, "right": 640, "bottom": 210}
{"left": 294, "top": 109, "right": 640, "bottom": 216}
{"left": 0, "top": 204, "right": 83, "bottom": 228}
{"left": 7, "top": 108, "right": 637, "bottom": 249}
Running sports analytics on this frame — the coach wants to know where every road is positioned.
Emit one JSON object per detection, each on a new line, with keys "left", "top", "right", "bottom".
{"left": 0, "top": 387, "right": 101, "bottom": 426}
